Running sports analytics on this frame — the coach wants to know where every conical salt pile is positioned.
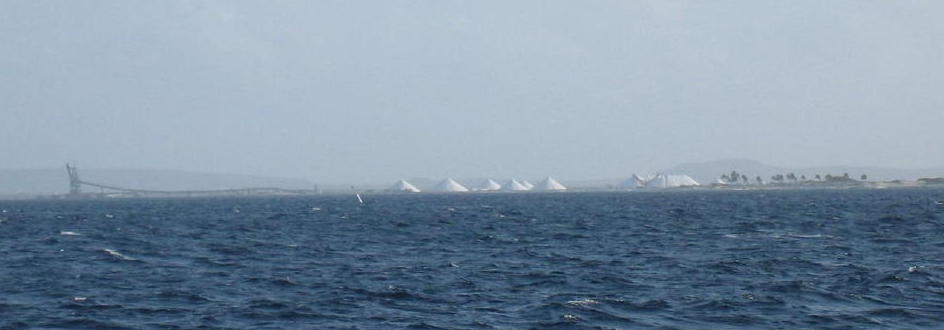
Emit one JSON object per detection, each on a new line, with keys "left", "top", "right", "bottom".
{"left": 433, "top": 178, "right": 469, "bottom": 192}
{"left": 477, "top": 178, "right": 502, "bottom": 191}
{"left": 502, "top": 179, "right": 530, "bottom": 191}
{"left": 533, "top": 177, "right": 566, "bottom": 191}
{"left": 520, "top": 180, "right": 534, "bottom": 189}
{"left": 388, "top": 179, "right": 421, "bottom": 192}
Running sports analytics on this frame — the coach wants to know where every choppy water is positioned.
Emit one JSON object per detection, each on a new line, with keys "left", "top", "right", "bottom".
{"left": 1, "top": 188, "right": 944, "bottom": 329}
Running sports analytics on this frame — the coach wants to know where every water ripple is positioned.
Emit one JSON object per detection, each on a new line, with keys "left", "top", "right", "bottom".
{"left": 0, "top": 188, "right": 942, "bottom": 328}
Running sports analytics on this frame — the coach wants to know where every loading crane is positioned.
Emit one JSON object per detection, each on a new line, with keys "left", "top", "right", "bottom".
{"left": 64, "top": 163, "right": 311, "bottom": 198}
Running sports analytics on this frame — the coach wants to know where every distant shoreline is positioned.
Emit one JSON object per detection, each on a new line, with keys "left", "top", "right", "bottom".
{"left": 2, "top": 181, "right": 942, "bottom": 202}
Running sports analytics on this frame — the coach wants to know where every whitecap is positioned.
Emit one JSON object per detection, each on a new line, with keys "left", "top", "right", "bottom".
{"left": 787, "top": 233, "right": 825, "bottom": 239}
{"left": 103, "top": 248, "right": 136, "bottom": 261}
{"left": 566, "top": 298, "right": 599, "bottom": 306}
{"left": 60, "top": 231, "right": 82, "bottom": 236}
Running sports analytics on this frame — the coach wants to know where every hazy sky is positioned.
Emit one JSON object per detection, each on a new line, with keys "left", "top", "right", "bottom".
{"left": 2, "top": 1, "right": 942, "bottom": 184}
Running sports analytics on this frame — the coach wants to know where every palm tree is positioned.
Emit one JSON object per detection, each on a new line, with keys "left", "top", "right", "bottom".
{"left": 786, "top": 173, "right": 797, "bottom": 183}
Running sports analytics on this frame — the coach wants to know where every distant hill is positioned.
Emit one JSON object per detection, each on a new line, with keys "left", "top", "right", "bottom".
{"left": 0, "top": 168, "right": 314, "bottom": 195}
{"left": 663, "top": 159, "right": 944, "bottom": 184}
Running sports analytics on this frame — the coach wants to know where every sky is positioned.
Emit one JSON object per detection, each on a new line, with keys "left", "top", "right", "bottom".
{"left": 1, "top": 1, "right": 942, "bottom": 184}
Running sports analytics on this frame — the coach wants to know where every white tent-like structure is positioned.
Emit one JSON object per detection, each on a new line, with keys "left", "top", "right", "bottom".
{"left": 520, "top": 180, "right": 535, "bottom": 190}
{"left": 645, "top": 174, "right": 700, "bottom": 188}
{"left": 620, "top": 174, "right": 651, "bottom": 189}
{"left": 388, "top": 179, "right": 421, "bottom": 193}
{"left": 477, "top": 179, "right": 502, "bottom": 191}
{"left": 433, "top": 178, "right": 469, "bottom": 192}
{"left": 533, "top": 177, "right": 567, "bottom": 191}
{"left": 502, "top": 179, "right": 530, "bottom": 191}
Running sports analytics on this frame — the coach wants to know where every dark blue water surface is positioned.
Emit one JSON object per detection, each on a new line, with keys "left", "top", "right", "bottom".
{"left": 2, "top": 188, "right": 944, "bottom": 329}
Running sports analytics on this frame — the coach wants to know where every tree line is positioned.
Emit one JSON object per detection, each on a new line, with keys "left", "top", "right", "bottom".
{"left": 720, "top": 170, "right": 867, "bottom": 185}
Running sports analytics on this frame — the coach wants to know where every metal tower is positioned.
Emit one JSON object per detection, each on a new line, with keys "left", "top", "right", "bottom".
{"left": 66, "top": 163, "right": 81, "bottom": 195}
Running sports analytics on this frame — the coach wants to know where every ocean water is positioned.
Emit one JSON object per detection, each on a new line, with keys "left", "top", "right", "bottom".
{"left": 1, "top": 188, "right": 943, "bottom": 329}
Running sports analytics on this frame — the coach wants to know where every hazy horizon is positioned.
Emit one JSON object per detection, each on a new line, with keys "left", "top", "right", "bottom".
{"left": 3, "top": 1, "right": 943, "bottom": 184}
{"left": 4, "top": 157, "right": 944, "bottom": 188}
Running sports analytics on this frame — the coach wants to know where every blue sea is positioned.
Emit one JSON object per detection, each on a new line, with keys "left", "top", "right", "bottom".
{"left": 1, "top": 188, "right": 943, "bottom": 329}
